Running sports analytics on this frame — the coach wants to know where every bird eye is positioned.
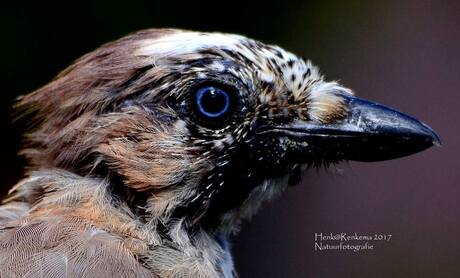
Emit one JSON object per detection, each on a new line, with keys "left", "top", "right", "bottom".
{"left": 195, "top": 86, "right": 232, "bottom": 119}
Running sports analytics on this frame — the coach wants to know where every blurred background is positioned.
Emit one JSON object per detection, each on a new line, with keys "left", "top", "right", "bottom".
{"left": 2, "top": 0, "right": 459, "bottom": 277}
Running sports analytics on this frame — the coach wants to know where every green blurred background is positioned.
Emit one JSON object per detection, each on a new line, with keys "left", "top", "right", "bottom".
{"left": 2, "top": 0, "right": 459, "bottom": 277}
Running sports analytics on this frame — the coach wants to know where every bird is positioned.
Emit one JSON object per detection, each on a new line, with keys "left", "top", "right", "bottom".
{"left": 0, "top": 29, "right": 439, "bottom": 277}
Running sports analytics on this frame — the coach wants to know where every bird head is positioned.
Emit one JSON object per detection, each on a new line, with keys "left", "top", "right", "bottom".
{"left": 18, "top": 29, "right": 440, "bottom": 233}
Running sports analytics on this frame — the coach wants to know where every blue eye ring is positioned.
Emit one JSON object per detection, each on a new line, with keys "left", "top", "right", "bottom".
{"left": 195, "top": 86, "right": 231, "bottom": 118}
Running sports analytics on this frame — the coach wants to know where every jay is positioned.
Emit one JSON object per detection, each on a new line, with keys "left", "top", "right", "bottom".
{"left": 0, "top": 29, "right": 439, "bottom": 277}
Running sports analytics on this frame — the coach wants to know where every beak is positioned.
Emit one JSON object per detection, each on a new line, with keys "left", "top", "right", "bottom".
{"left": 262, "top": 94, "right": 441, "bottom": 162}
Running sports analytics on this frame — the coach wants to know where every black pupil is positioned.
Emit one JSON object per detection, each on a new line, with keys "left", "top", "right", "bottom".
{"left": 203, "top": 90, "right": 224, "bottom": 113}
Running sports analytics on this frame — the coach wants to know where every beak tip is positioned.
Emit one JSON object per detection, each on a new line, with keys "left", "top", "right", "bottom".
{"left": 430, "top": 131, "right": 442, "bottom": 147}
{"left": 432, "top": 134, "right": 442, "bottom": 147}
{"left": 419, "top": 122, "right": 441, "bottom": 147}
